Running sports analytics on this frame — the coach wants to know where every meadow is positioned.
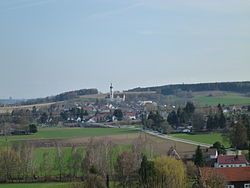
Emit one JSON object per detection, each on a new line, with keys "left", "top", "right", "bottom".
{"left": 171, "top": 132, "right": 230, "bottom": 147}
{"left": 193, "top": 92, "right": 250, "bottom": 106}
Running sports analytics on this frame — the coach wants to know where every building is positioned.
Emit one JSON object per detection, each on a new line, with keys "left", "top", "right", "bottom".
{"left": 201, "top": 167, "right": 250, "bottom": 188}
{"left": 108, "top": 83, "right": 126, "bottom": 102}
{"left": 215, "top": 155, "right": 249, "bottom": 168}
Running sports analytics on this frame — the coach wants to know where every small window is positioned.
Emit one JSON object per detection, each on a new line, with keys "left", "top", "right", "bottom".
{"left": 244, "top": 184, "right": 250, "bottom": 188}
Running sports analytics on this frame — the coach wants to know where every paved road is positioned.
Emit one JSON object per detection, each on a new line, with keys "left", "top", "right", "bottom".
{"left": 103, "top": 124, "right": 212, "bottom": 148}
{"left": 143, "top": 130, "right": 212, "bottom": 148}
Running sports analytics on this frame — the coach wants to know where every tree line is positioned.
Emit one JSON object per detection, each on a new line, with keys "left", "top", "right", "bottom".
{"left": 0, "top": 136, "right": 191, "bottom": 188}
{"left": 129, "top": 81, "right": 250, "bottom": 95}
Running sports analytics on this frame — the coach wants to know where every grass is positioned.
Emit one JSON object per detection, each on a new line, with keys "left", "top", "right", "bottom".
{"left": 32, "top": 144, "right": 132, "bottom": 176}
{"left": 171, "top": 132, "right": 230, "bottom": 147}
{"left": 193, "top": 92, "right": 250, "bottom": 106}
{"left": 0, "top": 183, "right": 69, "bottom": 188}
{"left": 0, "top": 128, "right": 138, "bottom": 143}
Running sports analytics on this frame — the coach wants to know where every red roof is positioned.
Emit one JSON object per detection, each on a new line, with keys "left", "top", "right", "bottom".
{"left": 217, "top": 155, "right": 248, "bottom": 165}
{"left": 201, "top": 167, "right": 250, "bottom": 182}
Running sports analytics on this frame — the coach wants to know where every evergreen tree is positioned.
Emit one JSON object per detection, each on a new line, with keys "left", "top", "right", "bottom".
{"left": 167, "top": 110, "right": 178, "bottom": 127}
{"left": 194, "top": 146, "right": 204, "bottom": 167}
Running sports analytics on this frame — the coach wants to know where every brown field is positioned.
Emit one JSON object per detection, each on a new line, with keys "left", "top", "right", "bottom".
{"left": 25, "top": 132, "right": 197, "bottom": 159}
{"left": 0, "top": 102, "right": 59, "bottom": 113}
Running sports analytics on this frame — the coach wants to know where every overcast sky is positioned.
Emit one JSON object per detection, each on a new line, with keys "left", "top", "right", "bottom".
{"left": 0, "top": 0, "right": 250, "bottom": 99}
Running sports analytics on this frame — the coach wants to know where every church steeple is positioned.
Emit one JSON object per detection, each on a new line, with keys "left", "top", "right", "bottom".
{"left": 110, "top": 83, "right": 114, "bottom": 100}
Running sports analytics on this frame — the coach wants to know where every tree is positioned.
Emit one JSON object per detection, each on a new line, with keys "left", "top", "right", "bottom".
{"left": 115, "top": 151, "right": 137, "bottom": 187}
{"left": 139, "top": 155, "right": 156, "bottom": 188}
{"left": 54, "top": 144, "right": 66, "bottom": 181}
{"left": 199, "top": 168, "right": 226, "bottom": 188}
{"left": 39, "top": 112, "right": 48, "bottom": 124}
{"left": 40, "top": 151, "right": 52, "bottom": 180}
{"left": 194, "top": 146, "right": 204, "bottom": 167}
{"left": 147, "top": 111, "right": 164, "bottom": 130}
{"left": 113, "top": 109, "right": 123, "bottom": 121}
{"left": 184, "top": 102, "right": 195, "bottom": 115}
{"left": 167, "top": 110, "right": 178, "bottom": 127}
{"left": 211, "top": 142, "right": 226, "bottom": 155}
{"left": 248, "top": 143, "right": 250, "bottom": 161}
{"left": 217, "top": 104, "right": 226, "bottom": 129}
{"left": 29, "top": 124, "right": 37, "bottom": 133}
{"left": 192, "top": 112, "right": 204, "bottom": 131}
{"left": 229, "top": 121, "right": 248, "bottom": 149}
{"left": 154, "top": 156, "right": 187, "bottom": 188}
{"left": 185, "top": 161, "right": 198, "bottom": 180}
{"left": 206, "top": 115, "right": 214, "bottom": 131}
{"left": 68, "top": 146, "right": 82, "bottom": 179}
{"left": 84, "top": 174, "right": 106, "bottom": 188}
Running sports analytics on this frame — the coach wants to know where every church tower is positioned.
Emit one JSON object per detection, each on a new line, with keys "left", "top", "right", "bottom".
{"left": 110, "top": 83, "right": 114, "bottom": 100}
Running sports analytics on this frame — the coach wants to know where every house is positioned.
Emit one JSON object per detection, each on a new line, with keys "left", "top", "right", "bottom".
{"left": 201, "top": 167, "right": 250, "bottom": 188}
{"left": 214, "top": 155, "right": 249, "bottom": 168}
{"left": 167, "top": 147, "right": 181, "bottom": 160}
{"left": 125, "top": 112, "right": 136, "bottom": 120}
{"left": 205, "top": 148, "right": 218, "bottom": 160}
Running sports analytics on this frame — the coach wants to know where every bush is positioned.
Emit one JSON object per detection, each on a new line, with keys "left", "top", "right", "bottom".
{"left": 29, "top": 124, "right": 38, "bottom": 133}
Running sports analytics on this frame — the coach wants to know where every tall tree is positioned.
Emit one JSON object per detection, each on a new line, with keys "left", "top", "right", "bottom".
{"left": 184, "top": 102, "right": 195, "bottom": 115}
{"left": 115, "top": 151, "right": 137, "bottom": 188}
{"left": 229, "top": 121, "right": 248, "bottom": 149}
{"left": 139, "top": 155, "right": 156, "bottom": 188}
{"left": 194, "top": 146, "right": 204, "bottom": 167}
{"left": 154, "top": 156, "right": 187, "bottom": 188}
{"left": 167, "top": 110, "right": 178, "bottom": 127}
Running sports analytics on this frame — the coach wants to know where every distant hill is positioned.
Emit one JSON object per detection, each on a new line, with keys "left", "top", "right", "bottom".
{"left": 20, "top": 88, "right": 98, "bottom": 105}
{"left": 0, "top": 99, "right": 26, "bottom": 105}
{"left": 128, "top": 81, "right": 250, "bottom": 95}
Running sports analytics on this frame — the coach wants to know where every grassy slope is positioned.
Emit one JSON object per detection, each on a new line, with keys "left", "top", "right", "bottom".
{"left": 171, "top": 133, "right": 230, "bottom": 147}
{"left": 193, "top": 92, "right": 250, "bottom": 106}
{"left": 0, "top": 128, "right": 138, "bottom": 142}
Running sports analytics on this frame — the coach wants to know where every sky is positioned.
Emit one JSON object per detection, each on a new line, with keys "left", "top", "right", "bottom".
{"left": 0, "top": 0, "right": 250, "bottom": 99}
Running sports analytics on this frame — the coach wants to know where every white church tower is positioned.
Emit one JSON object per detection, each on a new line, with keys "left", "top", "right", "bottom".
{"left": 110, "top": 83, "right": 114, "bottom": 100}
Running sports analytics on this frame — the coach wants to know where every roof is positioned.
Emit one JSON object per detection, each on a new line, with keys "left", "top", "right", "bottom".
{"left": 207, "top": 148, "right": 217, "bottom": 156}
{"left": 201, "top": 167, "right": 250, "bottom": 182}
{"left": 217, "top": 155, "right": 248, "bottom": 165}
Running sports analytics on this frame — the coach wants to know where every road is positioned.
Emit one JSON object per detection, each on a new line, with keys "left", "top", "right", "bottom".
{"left": 143, "top": 130, "right": 212, "bottom": 148}
{"left": 102, "top": 124, "right": 212, "bottom": 148}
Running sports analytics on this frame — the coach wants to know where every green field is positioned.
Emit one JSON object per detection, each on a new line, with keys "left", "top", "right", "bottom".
{"left": 0, "top": 128, "right": 138, "bottom": 143}
{"left": 0, "top": 183, "right": 69, "bottom": 188}
{"left": 171, "top": 132, "right": 230, "bottom": 147}
{"left": 193, "top": 92, "right": 250, "bottom": 106}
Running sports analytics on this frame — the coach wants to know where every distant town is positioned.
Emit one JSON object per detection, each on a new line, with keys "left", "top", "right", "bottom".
{"left": 0, "top": 81, "right": 250, "bottom": 187}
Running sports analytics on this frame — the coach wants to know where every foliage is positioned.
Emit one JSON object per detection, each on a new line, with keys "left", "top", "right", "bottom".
{"left": 154, "top": 156, "right": 187, "bottom": 188}
{"left": 194, "top": 146, "right": 204, "bottom": 167}
{"left": 129, "top": 81, "right": 250, "bottom": 96}
{"left": 29, "top": 124, "right": 38, "bottom": 133}
{"left": 139, "top": 155, "right": 156, "bottom": 187}
{"left": 167, "top": 110, "right": 178, "bottom": 127}
{"left": 115, "top": 151, "right": 137, "bottom": 187}
{"left": 211, "top": 142, "right": 226, "bottom": 155}
{"left": 229, "top": 121, "right": 248, "bottom": 149}
{"left": 113, "top": 109, "right": 123, "bottom": 121}
{"left": 199, "top": 168, "right": 226, "bottom": 188}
